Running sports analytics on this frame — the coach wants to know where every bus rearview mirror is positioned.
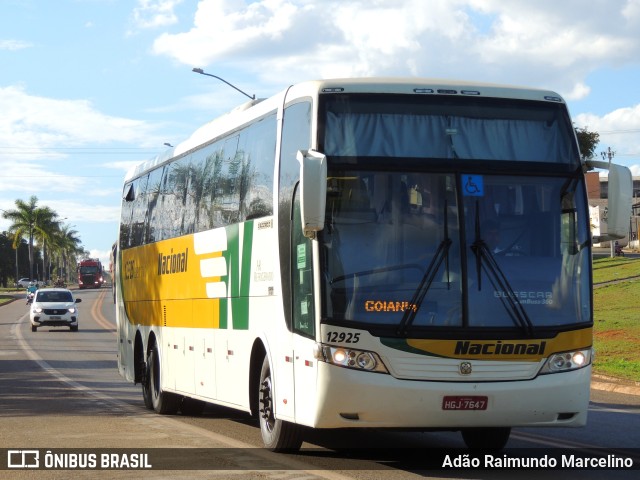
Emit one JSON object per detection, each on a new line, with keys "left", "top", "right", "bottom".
{"left": 606, "top": 163, "right": 633, "bottom": 240}
{"left": 586, "top": 161, "right": 633, "bottom": 242}
{"left": 297, "top": 149, "right": 327, "bottom": 238}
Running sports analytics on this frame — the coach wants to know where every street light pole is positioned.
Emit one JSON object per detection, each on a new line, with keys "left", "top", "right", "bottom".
{"left": 601, "top": 147, "right": 616, "bottom": 258}
{"left": 192, "top": 68, "right": 255, "bottom": 100}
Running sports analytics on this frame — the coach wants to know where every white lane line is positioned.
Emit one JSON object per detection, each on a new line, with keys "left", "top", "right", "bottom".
{"left": 10, "top": 310, "right": 355, "bottom": 480}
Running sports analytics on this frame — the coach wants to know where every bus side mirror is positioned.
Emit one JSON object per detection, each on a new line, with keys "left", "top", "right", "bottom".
{"left": 297, "top": 149, "right": 327, "bottom": 238}
{"left": 587, "top": 161, "right": 633, "bottom": 242}
{"left": 606, "top": 163, "right": 633, "bottom": 240}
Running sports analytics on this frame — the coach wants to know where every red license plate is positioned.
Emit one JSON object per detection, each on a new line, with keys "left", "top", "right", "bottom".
{"left": 442, "top": 396, "right": 488, "bottom": 410}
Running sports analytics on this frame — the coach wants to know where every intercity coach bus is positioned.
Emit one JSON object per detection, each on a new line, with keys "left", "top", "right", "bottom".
{"left": 115, "top": 78, "right": 632, "bottom": 451}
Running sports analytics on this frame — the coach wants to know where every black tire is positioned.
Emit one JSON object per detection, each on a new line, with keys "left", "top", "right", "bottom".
{"left": 31, "top": 325, "right": 37, "bottom": 332}
{"left": 141, "top": 353, "right": 153, "bottom": 410}
{"left": 148, "top": 344, "right": 180, "bottom": 414}
{"left": 258, "top": 356, "right": 302, "bottom": 451}
{"left": 461, "top": 427, "right": 511, "bottom": 450}
{"left": 70, "top": 325, "right": 78, "bottom": 332}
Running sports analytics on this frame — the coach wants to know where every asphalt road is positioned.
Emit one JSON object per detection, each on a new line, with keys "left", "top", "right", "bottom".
{"left": 0, "top": 288, "right": 638, "bottom": 479}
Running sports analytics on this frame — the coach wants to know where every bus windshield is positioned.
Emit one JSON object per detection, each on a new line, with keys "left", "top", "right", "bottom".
{"left": 318, "top": 94, "right": 589, "bottom": 335}
{"left": 320, "top": 171, "right": 591, "bottom": 334}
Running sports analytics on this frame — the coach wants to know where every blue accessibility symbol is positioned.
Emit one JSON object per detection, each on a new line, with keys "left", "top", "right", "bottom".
{"left": 462, "top": 175, "right": 484, "bottom": 196}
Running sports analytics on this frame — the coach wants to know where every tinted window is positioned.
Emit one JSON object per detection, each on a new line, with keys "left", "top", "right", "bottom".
{"left": 119, "top": 111, "right": 277, "bottom": 248}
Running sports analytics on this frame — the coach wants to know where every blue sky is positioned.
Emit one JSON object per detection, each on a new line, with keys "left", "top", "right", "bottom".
{"left": 2, "top": 0, "right": 640, "bottom": 265}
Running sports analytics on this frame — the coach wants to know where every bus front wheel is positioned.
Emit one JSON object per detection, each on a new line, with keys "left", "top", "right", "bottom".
{"left": 461, "top": 427, "right": 511, "bottom": 450}
{"left": 258, "top": 356, "right": 302, "bottom": 451}
{"left": 147, "top": 344, "right": 180, "bottom": 415}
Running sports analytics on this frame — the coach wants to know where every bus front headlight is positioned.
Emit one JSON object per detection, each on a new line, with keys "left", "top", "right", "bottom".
{"left": 540, "top": 348, "right": 592, "bottom": 374}
{"left": 316, "top": 345, "right": 389, "bottom": 374}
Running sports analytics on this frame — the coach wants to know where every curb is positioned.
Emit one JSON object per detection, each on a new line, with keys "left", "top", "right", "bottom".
{"left": 591, "top": 374, "right": 640, "bottom": 396}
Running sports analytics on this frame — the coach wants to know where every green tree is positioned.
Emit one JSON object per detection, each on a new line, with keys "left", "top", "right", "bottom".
{"left": 2, "top": 196, "right": 40, "bottom": 281}
{"left": 1, "top": 196, "right": 76, "bottom": 283}
{"left": 33, "top": 206, "right": 60, "bottom": 282}
{"left": 51, "top": 224, "right": 82, "bottom": 282}
{"left": 0, "top": 232, "right": 16, "bottom": 287}
{"left": 575, "top": 126, "right": 600, "bottom": 160}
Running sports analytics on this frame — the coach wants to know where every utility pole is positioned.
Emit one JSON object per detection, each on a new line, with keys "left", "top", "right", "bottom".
{"left": 601, "top": 147, "right": 616, "bottom": 258}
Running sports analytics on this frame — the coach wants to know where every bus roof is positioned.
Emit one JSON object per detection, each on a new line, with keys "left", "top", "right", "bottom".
{"left": 124, "top": 77, "right": 566, "bottom": 183}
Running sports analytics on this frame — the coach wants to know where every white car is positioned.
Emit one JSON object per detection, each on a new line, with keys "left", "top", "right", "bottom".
{"left": 30, "top": 288, "right": 82, "bottom": 332}
{"left": 17, "top": 278, "right": 33, "bottom": 288}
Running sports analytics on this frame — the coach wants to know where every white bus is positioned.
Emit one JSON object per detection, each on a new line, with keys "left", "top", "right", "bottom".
{"left": 115, "top": 78, "right": 632, "bottom": 451}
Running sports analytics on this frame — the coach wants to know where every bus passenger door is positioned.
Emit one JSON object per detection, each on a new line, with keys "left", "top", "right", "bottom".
{"left": 292, "top": 194, "right": 318, "bottom": 424}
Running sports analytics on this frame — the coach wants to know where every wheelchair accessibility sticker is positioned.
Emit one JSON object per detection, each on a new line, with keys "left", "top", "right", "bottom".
{"left": 462, "top": 175, "right": 484, "bottom": 196}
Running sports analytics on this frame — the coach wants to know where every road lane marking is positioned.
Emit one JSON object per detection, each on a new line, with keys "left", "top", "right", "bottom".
{"left": 89, "top": 289, "right": 115, "bottom": 334}
{"left": 10, "top": 310, "right": 355, "bottom": 479}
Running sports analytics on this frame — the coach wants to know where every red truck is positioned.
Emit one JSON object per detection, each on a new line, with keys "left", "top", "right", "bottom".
{"left": 77, "top": 258, "right": 104, "bottom": 289}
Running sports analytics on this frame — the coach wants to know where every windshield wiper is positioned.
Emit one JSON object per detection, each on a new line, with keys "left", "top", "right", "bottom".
{"left": 470, "top": 203, "right": 535, "bottom": 337}
{"left": 397, "top": 202, "right": 451, "bottom": 336}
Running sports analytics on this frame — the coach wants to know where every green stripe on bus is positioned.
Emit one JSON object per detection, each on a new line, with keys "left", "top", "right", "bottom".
{"left": 222, "top": 222, "right": 254, "bottom": 330}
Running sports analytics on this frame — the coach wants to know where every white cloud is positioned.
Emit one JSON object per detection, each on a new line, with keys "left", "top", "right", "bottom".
{"left": 0, "top": 85, "right": 166, "bottom": 214}
{"left": 151, "top": 0, "right": 640, "bottom": 96}
{"left": 0, "top": 160, "right": 87, "bottom": 194}
{"left": 101, "top": 160, "right": 147, "bottom": 173}
{"left": 574, "top": 104, "right": 640, "bottom": 156}
{"left": 564, "top": 82, "right": 591, "bottom": 101}
{"left": 132, "top": 0, "right": 184, "bottom": 29}
{"left": 43, "top": 199, "right": 121, "bottom": 224}
{"left": 0, "top": 39, "right": 32, "bottom": 51}
{"left": 88, "top": 248, "right": 114, "bottom": 268}
{"left": 622, "top": 0, "right": 640, "bottom": 20}
{"left": 0, "top": 85, "right": 162, "bottom": 153}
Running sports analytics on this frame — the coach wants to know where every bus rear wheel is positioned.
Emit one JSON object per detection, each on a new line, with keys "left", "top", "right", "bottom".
{"left": 258, "top": 356, "right": 302, "bottom": 451}
{"left": 461, "top": 427, "right": 511, "bottom": 450}
{"left": 147, "top": 344, "right": 180, "bottom": 414}
{"left": 141, "top": 355, "right": 153, "bottom": 410}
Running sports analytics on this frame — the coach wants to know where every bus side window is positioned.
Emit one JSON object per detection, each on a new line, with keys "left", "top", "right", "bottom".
{"left": 119, "top": 182, "right": 135, "bottom": 249}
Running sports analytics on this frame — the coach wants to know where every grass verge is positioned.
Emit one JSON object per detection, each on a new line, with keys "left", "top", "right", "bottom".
{"left": 593, "top": 257, "right": 640, "bottom": 381}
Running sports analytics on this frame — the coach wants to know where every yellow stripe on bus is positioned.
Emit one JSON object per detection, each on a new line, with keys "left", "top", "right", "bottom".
{"left": 406, "top": 328, "right": 592, "bottom": 361}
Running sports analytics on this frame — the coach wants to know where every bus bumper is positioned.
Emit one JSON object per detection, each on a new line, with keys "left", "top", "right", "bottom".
{"left": 311, "top": 362, "right": 591, "bottom": 429}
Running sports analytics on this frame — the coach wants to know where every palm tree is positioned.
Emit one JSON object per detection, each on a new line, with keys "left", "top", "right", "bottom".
{"left": 51, "top": 224, "right": 82, "bottom": 283}
{"left": 33, "top": 206, "right": 60, "bottom": 283}
{"left": 2, "top": 196, "right": 40, "bottom": 281}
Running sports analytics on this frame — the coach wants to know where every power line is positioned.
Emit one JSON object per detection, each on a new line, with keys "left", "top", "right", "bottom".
{"left": 599, "top": 129, "right": 640, "bottom": 135}
{"left": 0, "top": 147, "right": 163, "bottom": 156}
{"left": 0, "top": 175, "right": 123, "bottom": 178}
{"left": 0, "top": 146, "right": 161, "bottom": 150}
